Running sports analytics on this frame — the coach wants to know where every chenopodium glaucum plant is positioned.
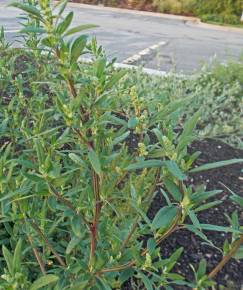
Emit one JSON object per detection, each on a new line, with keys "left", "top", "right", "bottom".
{"left": 0, "top": 0, "right": 242, "bottom": 289}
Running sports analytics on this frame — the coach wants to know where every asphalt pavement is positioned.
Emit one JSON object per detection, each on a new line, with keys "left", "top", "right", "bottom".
{"left": 1, "top": 0, "right": 243, "bottom": 73}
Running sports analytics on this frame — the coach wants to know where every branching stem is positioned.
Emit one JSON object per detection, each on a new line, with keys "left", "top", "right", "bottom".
{"left": 89, "top": 170, "right": 102, "bottom": 266}
{"left": 27, "top": 234, "right": 46, "bottom": 275}
{"left": 48, "top": 184, "right": 91, "bottom": 230}
{"left": 29, "top": 219, "right": 66, "bottom": 267}
{"left": 208, "top": 234, "right": 243, "bottom": 279}
{"left": 120, "top": 169, "right": 160, "bottom": 253}
{"left": 97, "top": 207, "right": 182, "bottom": 275}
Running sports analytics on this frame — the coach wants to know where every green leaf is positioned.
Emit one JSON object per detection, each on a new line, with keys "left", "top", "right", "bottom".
{"left": 20, "top": 26, "right": 45, "bottom": 34}
{"left": 95, "top": 58, "right": 106, "bottom": 78}
{"left": 166, "top": 247, "right": 183, "bottom": 271}
{"left": 56, "top": 0, "right": 68, "bottom": 17}
{"left": 177, "top": 110, "right": 201, "bottom": 152}
{"left": 56, "top": 11, "right": 73, "bottom": 35}
{"left": 119, "top": 268, "right": 135, "bottom": 284}
{"left": 88, "top": 149, "right": 102, "bottom": 175}
{"left": 138, "top": 272, "right": 154, "bottom": 290}
{"left": 69, "top": 153, "right": 85, "bottom": 166}
{"left": 190, "top": 190, "right": 222, "bottom": 203}
{"left": 126, "top": 160, "right": 163, "bottom": 171}
{"left": 194, "top": 201, "right": 222, "bottom": 212}
{"left": 10, "top": 2, "right": 43, "bottom": 21}
{"left": 106, "top": 70, "right": 126, "bottom": 89}
{"left": 200, "top": 224, "right": 242, "bottom": 234}
{"left": 2, "top": 246, "right": 13, "bottom": 275}
{"left": 164, "top": 160, "right": 186, "bottom": 180}
{"left": 30, "top": 275, "right": 59, "bottom": 290}
{"left": 128, "top": 117, "right": 139, "bottom": 129}
{"left": 147, "top": 238, "right": 157, "bottom": 255}
{"left": 234, "top": 246, "right": 243, "bottom": 259}
{"left": 34, "top": 139, "right": 45, "bottom": 165}
{"left": 71, "top": 216, "right": 82, "bottom": 237}
{"left": 13, "top": 239, "right": 22, "bottom": 273}
{"left": 152, "top": 128, "right": 164, "bottom": 143}
{"left": 111, "top": 131, "right": 130, "bottom": 147}
{"left": 151, "top": 97, "right": 192, "bottom": 125}
{"left": 66, "top": 236, "right": 81, "bottom": 255}
{"left": 220, "top": 184, "right": 243, "bottom": 208}
{"left": 70, "top": 35, "right": 88, "bottom": 63}
{"left": 190, "top": 159, "right": 243, "bottom": 173}
{"left": 197, "top": 259, "right": 207, "bottom": 279}
{"left": 230, "top": 194, "right": 243, "bottom": 207}
{"left": 185, "top": 225, "right": 214, "bottom": 247}
{"left": 164, "top": 178, "right": 182, "bottom": 202}
{"left": 188, "top": 210, "right": 201, "bottom": 229}
{"left": 152, "top": 205, "right": 177, "bottom": 230}
{"left": 64, "top": 24, "right": 98, "bottom": 37}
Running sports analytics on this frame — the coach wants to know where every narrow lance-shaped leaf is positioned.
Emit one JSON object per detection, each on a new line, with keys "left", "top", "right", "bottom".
{"left": 69, "top": 153, "right": 85, "bottom": 166}
{"left": 230, "top": 194, "right": 243, "bottom": 207}
{"left": 197, "top": 259, "right": 207, "bottom": 279}
{"left": 152, "top": 205, "right": 178, "bottom": 230}
{"left": 234, "top": 246, "right": 243, "bottom": 260}
{"left": 138, "top": 272, "right": 154, "bottom": 290}
{"left": 13, "top": 239, "right": 22, "bottom": 273}
{"left": 164, "top": 160, "right": 186, "bottom": 180}
{"left": 177, "top": 110, "right": 201, "bottom": 153}
{"left": 126, "top": 160, "right": 163, "bottom": 171}
{"left": 30, "top": 275, "right": 59, "bottom": 290}
{"left": 200, "top": 224, "right": 242, "bottom": 234}
{"left": 88, "top": 149, "right": 102, "bottom": 176}
{"left": 190, "top": 159, "right": 243, "bottom": 173}
{"left": 9, "top": 2, "right": 43, "bottom": 22}
{"left": 56, "top": 11, "right": 73, "bottom": 35}
{"left": 34, "top": 139, "right": 45, "bottom": 165}
{"left": 70, "top": 35, "right": 88, "bottom": 63}
{"left": 20, "top": 26, "right": 45, "bottom": 34}
{"left": 64, "top": 24, "right": 98, "bottom": 37}
{"left": 194, "top": 200, "right": 222, "bottom": 213}
{"left": 105, "top": 70, "right": 126, "bottom": 89}
{"left": 164, "top": 178, "right": 182, "bottom": 202}
{"left": 2, "top": 246, "right": 13, "bottom": 275}
{"left": 221, "top": 184, "right": 243, "bottom": 208}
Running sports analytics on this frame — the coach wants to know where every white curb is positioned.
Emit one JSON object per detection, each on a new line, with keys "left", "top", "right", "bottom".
{"left": 79, "top": 57, "right": 167, "bottom": 77}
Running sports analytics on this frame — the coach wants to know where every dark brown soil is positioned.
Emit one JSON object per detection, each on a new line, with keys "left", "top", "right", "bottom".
{"left": 122, "top": 138, "right": 243, "bottom": 290}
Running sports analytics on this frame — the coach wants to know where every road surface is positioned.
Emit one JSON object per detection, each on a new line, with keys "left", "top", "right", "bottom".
{"left": 1, "top": 0, "right": 243, "bottom": 73}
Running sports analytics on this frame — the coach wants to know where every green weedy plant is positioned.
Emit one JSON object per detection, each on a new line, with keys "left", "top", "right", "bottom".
{"left": 0, "top": 0, "right": 243, "bottom": 289}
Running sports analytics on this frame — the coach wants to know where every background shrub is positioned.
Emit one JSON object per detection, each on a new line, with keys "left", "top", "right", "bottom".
{"left": 71, "top": 0, "right": 243, "bottom": 25}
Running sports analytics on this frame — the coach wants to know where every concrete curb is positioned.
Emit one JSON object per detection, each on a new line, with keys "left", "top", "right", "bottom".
{"left": 67, "top": 2, "right": 243, "bottom": 33}
{"left": 79, "top": 57, "right": 168, "bottom": 77}
{"left": 187, "top": 20, "right": 243, "bottom": 33}
{"left": 66, "top": 2, "right": 198, "bottom": 23}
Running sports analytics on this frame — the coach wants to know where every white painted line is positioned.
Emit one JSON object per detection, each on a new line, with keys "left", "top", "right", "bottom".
{"left": 123, "top": 41, "right": 167, "bottom": 65}
{"left": 4, "top": 29, "right": 20, "bottom": 33}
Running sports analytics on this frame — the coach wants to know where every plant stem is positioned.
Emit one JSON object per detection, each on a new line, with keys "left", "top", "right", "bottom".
{"left": 27, "top": 234, "right": 46, "bottom": 275}
{"left": 120, "top": 216, "right": 139, "bottom": 254}
{"left": 120, "top": 169, "right": 160, "bottom": 253}
{"left": 48, "top": 183, "right": 91, "bottom": 230}
{"left": 142, "top": 208, "right": 182, "bottom": 257}
{"left": 29, "top": 219, "right": 66, "bottom": 267}
{"left": 89, "top": 170, "right": 102, "bottom": 266}
{"left": 98, "top": 207, "right": 181, "bottom": 275}
{"left": 208, "top": 234, "right": 243, "bottom": 279}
